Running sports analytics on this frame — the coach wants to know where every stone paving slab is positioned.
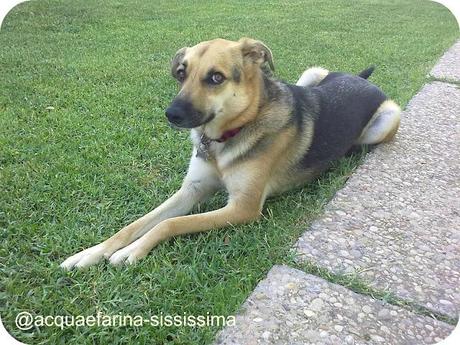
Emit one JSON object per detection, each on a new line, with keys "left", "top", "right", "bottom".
{"left": 430, "top": 40, "right": 460, "bottom": 81}
{"left": 215, "top": 265, "right": 454, "bottom": 345}
{"left": 295, "top": 82, "right": 460, "bottom": 318}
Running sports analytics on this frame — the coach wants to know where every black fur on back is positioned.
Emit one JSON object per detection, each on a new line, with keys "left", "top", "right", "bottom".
{"left": 289, "top": 73, "right": 387, "bottom": 169}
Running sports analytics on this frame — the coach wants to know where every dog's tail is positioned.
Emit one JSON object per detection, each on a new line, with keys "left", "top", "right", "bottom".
{"left": 358, "top": 66, "right": 375, "bottom": 79}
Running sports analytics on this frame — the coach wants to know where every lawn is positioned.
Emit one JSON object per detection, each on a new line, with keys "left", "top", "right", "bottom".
{"left": 0, "top": 0, "right": 458, "bottom": 344}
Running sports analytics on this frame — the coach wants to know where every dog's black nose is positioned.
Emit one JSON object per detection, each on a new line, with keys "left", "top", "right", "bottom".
{"left": 165, "top": 98, "right": 206, "bottom": 129}
{"left": 165, "top": 98, "right": 193, "bottom": 126}
{"left": 165, "top": 105, "right": 184, "bottom": 125}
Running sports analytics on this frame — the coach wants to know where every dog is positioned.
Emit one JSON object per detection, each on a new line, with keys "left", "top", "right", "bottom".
{"left": 61, "top": 38, "right": 401, "bottom": 269}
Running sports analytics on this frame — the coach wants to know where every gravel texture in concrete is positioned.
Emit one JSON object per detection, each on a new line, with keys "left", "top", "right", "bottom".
{"left": 430, "top": 40, "right": 460, "bottom": 81}
{"left": 295, "top": 81, "right": 460, "bottom": 318}
{"left": 215, "top": 265, "right": 454, "bottom": 345}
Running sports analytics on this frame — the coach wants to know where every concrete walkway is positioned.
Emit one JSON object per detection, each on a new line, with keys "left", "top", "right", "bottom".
{"left": 214, "top": 40, "right": 459, "bottom": 344}
{"left": 430, "top": 40, "right": 460, "bottom": 81}
{"left": 215, "top": 266, "right": 454, "bottom": 345}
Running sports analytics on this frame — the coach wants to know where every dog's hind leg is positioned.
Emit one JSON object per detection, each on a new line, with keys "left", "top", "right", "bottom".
{"left": 61, "top": 153, "right": 222, "bottom": 269}
{"left": 296, "top": 67, "right": 329, "bottom": 87}
{"left": 356, "top": 99, "right": 401, "bottom": 145}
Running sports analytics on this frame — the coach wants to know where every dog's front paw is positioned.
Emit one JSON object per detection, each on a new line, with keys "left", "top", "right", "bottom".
{"left": 109, "top": 240, "right": 148, "bottom": 266}
{"left": 60, "top": 243, "right": 108, "bottom": 270}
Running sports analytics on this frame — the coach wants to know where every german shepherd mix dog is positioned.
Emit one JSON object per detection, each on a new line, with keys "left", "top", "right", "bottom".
{"left": 61, "top": 38, "right": 401, "bottom": 269}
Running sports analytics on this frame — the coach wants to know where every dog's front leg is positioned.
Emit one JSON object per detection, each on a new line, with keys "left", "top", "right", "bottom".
{"left": 60, "top": 153, "right": 221, "bottom": 270}
{"left": 109, "top": 169, "right": 267, "bottom": 265}
{"left": 109, "top": 199, "right": 262, "bottom": 265}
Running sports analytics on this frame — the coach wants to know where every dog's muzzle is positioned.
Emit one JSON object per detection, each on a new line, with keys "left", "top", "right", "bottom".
{"left": 165, "top": 98, "right": 213, "bottom": 129}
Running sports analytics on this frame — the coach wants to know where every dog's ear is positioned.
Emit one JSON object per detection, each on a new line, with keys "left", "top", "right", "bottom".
{"left": 239, "top": 38, "right": 274, "bottom": 71}
{"left": 170, "top": 47, "right": 188, "bottom": 78}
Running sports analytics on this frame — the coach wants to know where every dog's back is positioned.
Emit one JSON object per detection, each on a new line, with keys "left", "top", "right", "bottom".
{"left": 289, "top": 73, "right": 387, "bottom": 170}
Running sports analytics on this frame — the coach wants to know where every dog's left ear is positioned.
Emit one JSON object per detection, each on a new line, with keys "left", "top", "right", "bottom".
{"left": 239, "top": 38, "right": 275, "bottom": 71}
{"left": 170, "top": 47, "right": 188, "bottom": 78}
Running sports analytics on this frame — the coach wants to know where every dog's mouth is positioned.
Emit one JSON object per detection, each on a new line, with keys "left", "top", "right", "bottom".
{"left": 199, "top": 112, "right": 216, "bottom": 126}
{"left": 167, "top": 112, "right": 215, "bottom": 130}
{"left": 167, "top": 121, "right": 186, "bottom": 130}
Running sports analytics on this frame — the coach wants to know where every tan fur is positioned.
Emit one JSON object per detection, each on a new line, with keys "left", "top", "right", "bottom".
{"left": 61, "top": 38, "right": 397, "bottom": 269}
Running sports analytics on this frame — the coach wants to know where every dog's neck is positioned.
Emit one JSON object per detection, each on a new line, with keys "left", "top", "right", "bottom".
{"left": 214, "top": 127, "right": 243, "bottom": 142}
{"left": 195, "top": 126, "right": 242, "bottom": 161}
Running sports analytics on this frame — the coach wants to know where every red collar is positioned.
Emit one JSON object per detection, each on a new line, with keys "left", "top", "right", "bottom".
{"left": 214, "top": 127, "right": 243, "bottom": 143}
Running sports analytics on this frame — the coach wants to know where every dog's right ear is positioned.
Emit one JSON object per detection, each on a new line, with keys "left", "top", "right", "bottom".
{"left": 239, "top": 38, "right": 275, "bottom": 72}
{"left": 170, "top": 47, "right": 188, "bottom": 78}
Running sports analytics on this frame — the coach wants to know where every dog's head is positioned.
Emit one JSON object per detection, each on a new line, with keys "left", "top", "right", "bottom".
{"left": 165, "top": 38, "right": 274, "bottom": 135}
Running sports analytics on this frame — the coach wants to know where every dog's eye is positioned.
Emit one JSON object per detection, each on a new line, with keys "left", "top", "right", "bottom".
{"left": 209, "top": 72, "right": 225, "bottom": 85}
{"left": 177, "top": 69, "right": 186, "bottom": 82}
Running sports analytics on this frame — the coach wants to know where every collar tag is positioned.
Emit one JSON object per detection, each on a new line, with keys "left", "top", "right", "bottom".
{"left": 196, "top": 127, "right": 243, "bottom": 160}
{"left": 197, "top": 134, "right": 212, "bottom": 161}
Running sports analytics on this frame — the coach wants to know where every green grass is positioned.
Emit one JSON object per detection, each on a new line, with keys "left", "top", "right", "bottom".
{"left": 0, "top": 0, "right": 457, "bottom": 344}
